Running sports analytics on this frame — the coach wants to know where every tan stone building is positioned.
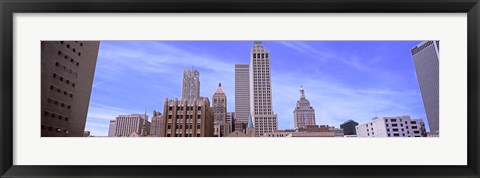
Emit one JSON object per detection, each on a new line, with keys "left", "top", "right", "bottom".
{"left": 41, "top": 41, "right": 100, "bottom": 137}
{"left": 162, "top": 97, "right": 214, "bottom": 137}
{"left": 114, "top": 114, "right": 150, "bottom": 137}
{"left": 293, "top": 86, "right": 316, "bottom": 129}
{"left": 212, "top": 83, "right": 227, "bottom": 137}
{"left": 149, "top": 110, "right": 164, "bottom": 137}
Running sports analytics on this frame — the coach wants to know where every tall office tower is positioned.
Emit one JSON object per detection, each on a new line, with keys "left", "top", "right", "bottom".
{"left": 114, "top": 114, "right": 150, "bottom": 137}
{"left": 411, "top": 41, "right": 439, "bottom": 132}
{"left": 41, "top": 41, "right": 100, "bottom": 137}
{"left": 226, "top": 112, "right": 234, "bottom": 135}
{"left": 249, "top": 41, "right": 278, "bottom": 137}
{"left": 108, "top": 120, "right": 116, "bottom": 137}
{"left": 182, "top": 67, "right": 200, "bottom": 101}
{"left": 356, "top": 115, "right": 427, "bottom": 137}
{"left": 162, "top": 97, "right": 214, "bottom": 137}
{"left": 340, "top": 119, "right": 359, "bottom": 135}
{"left": 212, "top": 83, "right": 227, "bottom": 137}
{"left": 234, "top": 64, "right": 250, "bottom": 132}
{"left": 149, "top": 110, "right": 164, "bottom": 137}
{"left": 293, "top": 86, "right": 316, "bottom": 129}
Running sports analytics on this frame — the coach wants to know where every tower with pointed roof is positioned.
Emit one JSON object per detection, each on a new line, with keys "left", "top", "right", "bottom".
{"left": 212, "top": 83, "right": 227, "bottom": 137}
{"left": 293, "top": 85, "right": 316, "bottom": 129}
{"left": 249, "top": 41, "right": 278, "bottom": 137}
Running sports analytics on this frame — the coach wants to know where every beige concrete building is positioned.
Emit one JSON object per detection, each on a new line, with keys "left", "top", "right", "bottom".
{"left": 41, "top": 41, "right": 100, "bottom": 137}
{"left": 356, "top": 115, "right": 427, "bottom": 137}
{"left": 108, "top": 120, "right": 116, "bottom": 137}
{"left": 114, "top": 114, "right": 150, "bottom": 137}
{"left": 234, "top": 64, "right": 250, "bottom": 132}
{"left": 212, "top": 83, "right": 227, "bottom": 137}
{"left": 162, "top": 97, "right": 214, "bottom": 137}
{"left": 249, "top": 41, "right": 278, "bottom": 136}
{"left": 149, "top": 110, "right": 164, "bottom": 137}
{"left": 226, "top": 112, "right": 234, "bottom": 135}
{"left": 293, "top": 86, "right": 316, "bottom": 129}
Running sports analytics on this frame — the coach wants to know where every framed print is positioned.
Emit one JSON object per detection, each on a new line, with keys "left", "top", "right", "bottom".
{"left": 1, "top": 0, "right": 479, "bottom": 177}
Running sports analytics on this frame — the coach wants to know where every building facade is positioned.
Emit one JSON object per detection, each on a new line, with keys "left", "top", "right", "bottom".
{"left": 340, "top": 119, "right": 359, "bottom": 135}
{"left": 234, "top": 64, "right": 250, "bottom": 132}
{"left": 41, "top": 41, "right": 100, "bottom": 137}
{"left": 114, "top": 114, "right": 150, "bottom": 137}
{"left": 212, "top": 83, "right": 227, "bottom": 137}
{"left": 162, "top": 97, "right": 214, "bottom": 137}
{"left": 249, "top": 41, "right": 278, "bottom": 136}
{"left": 293, "top": 86, "right": 316, "bottom": 129}
{"left": 411, "top": 41, "right": 439, "bottom": 133}
{"left": 108, "top": 120, "right": 116, "bottom": 137}
{"left": 356, "top": 115, "right": 427, "bottom": 137}
{"left": 149, "top": 110, "right": 164, "bottom": 137}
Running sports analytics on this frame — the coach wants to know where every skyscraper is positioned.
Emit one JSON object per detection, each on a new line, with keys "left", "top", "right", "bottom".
{"left": 411, "top": 41, "right": 439, "bottom": 132}
{"left": 41, "top": 41, "right": 100, "bottom": 137}
{"left": 293, "top": 86, "right": 316, "bottom": 129}
{"left": 249, "top": 41, "right": 277, "bottom": 136}
{"left": 234, "top": 64, "right": 250, "bottom": 132}
{"left": 212, "top": 83, "right": 227, "bottom": 137}
{"left": 182, "top": 67, "right": 200, "bottom": 101}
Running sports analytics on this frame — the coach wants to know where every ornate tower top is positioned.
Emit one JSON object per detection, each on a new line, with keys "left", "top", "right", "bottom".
{"left": 300, "top": 85, "right": 305, "bottom": 99}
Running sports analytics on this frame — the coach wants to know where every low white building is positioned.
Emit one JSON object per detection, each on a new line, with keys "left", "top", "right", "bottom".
{"left": 356, "top": 115, "right": 427, "bottom": 137}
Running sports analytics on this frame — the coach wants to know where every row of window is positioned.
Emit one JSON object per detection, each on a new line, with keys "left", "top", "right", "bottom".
{"left": 47, "top": 97, "right": 71, "bottom": 109}
{"left": 166, "top": 134, "right": 201, "bottom": 137}
{"left": 52, "top": 73, "right": 76, "bottom": 88}
{"left": 43, "top": 110, "right": 69, "bottom": 121}
{"left": 60, "top": 41, "right": 83, "bottom": 56}
{"left": 49, "top": 85, "right": 74, "bottom": 98}
{"left": 252, "top": 53, "right": 269, "bottom": 58}
{"left": 54, "top": 60, "right": 78, "bottom": 78}
{"left": 41, "top": 124, "right": 68, "bottom": 133}
{"left": 57, "top": 50, "right": 80, "bottom": 67}
{"left": 168, "top": 106, "right": 202, "bottom": 111}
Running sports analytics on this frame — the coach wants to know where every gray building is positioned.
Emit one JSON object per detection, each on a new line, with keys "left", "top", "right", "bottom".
{"left": 41, "top": 41, "right": 100, "bottom": 137}
{"left": 182, "top": 67, "right": 200, "bottom": 101}
{"left": 234, "top": 64, "right": 250, "bottom": 132}
{"left": 340, "top": 119, "right": 358, "bottom": 135}
{"left": 411, "top": 41, "right": 439, "bottom": 132}
{"left": 249, "top": 41, "right": 278, "bottom": 136}
{"left": 108, "top": 120, "right": 116, "bottom": 137}
{"left": 293, "top": 86, "right": 316, "bottom": 129}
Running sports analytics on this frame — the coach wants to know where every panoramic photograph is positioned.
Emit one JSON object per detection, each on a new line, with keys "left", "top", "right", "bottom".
{"left": 40, "top": 40, "right": 439, "bottom": 138}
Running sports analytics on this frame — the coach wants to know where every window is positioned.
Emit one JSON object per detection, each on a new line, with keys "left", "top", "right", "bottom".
{"left": 80, "top": 43, "right": 83, "bottom": 46}
{"left": 67, "top": 44, "right": 70, "bottom": 48}
{"left": 73, "top": 48, "right": 76, "bottom": 52}
{"left": 78, "top": 52, "right": 81, "bottom": 56}
{"left": 53, "top": 73, "right": 57, "bottom": 78}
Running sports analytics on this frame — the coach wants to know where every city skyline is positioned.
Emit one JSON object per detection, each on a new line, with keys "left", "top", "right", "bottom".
{"left": 85, "top": 41, "right": 427, "bottom": 136}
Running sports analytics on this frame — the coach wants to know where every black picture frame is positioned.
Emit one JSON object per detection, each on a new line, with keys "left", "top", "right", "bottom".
{"left": 1, "top": 0, "right": 479, "bottom": 177}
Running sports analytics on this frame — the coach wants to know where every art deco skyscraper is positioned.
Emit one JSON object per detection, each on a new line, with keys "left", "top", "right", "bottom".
{"left": 411, "top": 41, "right": 439, "bottom": 133}
{"left": 149, "top": 110, "right": 164, "bottom": 137}
{"left": 114, "top": 114, "right": 150, "bottom": 137}
{"left": 234, "top": 64, "right": 250, "bottom": 131}
{"left": 41, "top": 41, "right": 100, "bottom": 137}
{"left": 249, "top": 41, "right": 277, "bottom": 136}
{"left": 182, "top": 67, "right": 200, "bottom": 101}
{"left": 293, "top": 86, "right": 316, "bottom": 129}
{"left": 212, "top": 83, "right": 227, "bottom": 137}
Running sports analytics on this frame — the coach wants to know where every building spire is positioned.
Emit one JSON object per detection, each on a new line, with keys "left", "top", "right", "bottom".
{"left": 300, "top": 85, "right": 305, "bottom": 99}
{"left": 247, "top": 112, "right": 253, "bottom": 129}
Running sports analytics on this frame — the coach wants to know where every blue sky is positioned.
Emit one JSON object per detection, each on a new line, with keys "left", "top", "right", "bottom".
{"left": 84, "top": 41, "right": 427, "bottom": 136}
